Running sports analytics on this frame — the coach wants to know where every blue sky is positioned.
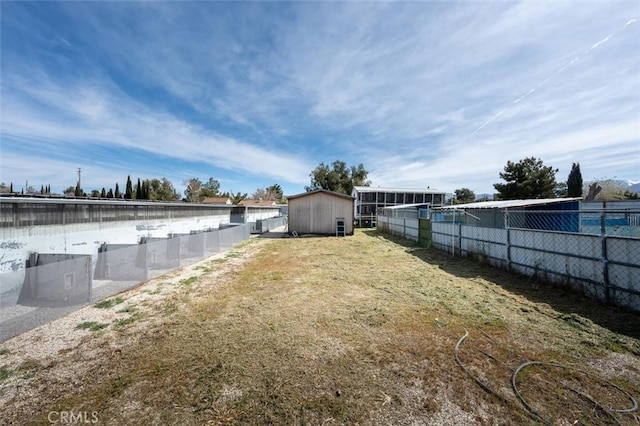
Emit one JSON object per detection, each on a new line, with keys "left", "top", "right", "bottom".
{"left": 1, "top": 1, "right": 638, "bottom": 198}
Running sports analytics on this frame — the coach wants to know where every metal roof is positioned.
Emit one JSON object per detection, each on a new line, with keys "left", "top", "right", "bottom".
{"left": 352, "top": 186, "right": 445, "bottom": 194}
{"left": 436, "top": 197, "right": 582, "bottom": 210}
{"left": 287, "top": 189, "right": 355, "bottom": 201}
{"left": 0, "top": 196, "right": 225, "bottom": 208}
{"left": 383, "top": 203, "right": 431, "bottom": 210}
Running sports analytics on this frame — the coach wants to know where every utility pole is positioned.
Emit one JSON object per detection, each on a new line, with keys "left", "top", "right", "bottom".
{"left": 77, "top": 168, "right": 82, "bottom": 188}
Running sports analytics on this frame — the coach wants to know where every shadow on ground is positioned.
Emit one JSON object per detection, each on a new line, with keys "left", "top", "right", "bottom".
{"left": 364, "top": 229, "right": 640, "bottom": 343}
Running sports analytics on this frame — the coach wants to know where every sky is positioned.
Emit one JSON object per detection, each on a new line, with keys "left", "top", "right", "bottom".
{"left": 1, "top": 1, "right": 639, "bottom": 198}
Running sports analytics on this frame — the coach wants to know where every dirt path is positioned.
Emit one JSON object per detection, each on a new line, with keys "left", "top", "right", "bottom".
{"left": 1, "top": 230, "right": 639, "bottom": 425}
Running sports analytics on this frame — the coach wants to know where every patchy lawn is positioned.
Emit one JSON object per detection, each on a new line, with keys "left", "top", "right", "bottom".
{"left": 1, "top": 229, "right": 639, "bottom": 425}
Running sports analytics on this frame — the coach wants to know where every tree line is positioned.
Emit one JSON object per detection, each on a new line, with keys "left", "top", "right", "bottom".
{"left": 1, "top": 157, "right": 636, "bottom": 203}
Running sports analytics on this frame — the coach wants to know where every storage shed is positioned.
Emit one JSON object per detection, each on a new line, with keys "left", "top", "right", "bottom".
{"left": 287, "top": 189, "right": 355, "bottom": 236}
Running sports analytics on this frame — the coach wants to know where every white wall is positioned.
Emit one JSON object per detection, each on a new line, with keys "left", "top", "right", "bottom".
{"left": 0, "top": 213, "right": 230, "bottom": 297}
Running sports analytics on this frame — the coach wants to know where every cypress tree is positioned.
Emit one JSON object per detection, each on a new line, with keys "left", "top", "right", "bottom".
{"left": 107, "top": 188, "right": 114, "bottom": 198}
{"left": 567, "top": 163, "right": 583, "bottom": 198}
{"left": 9, "top": 182, "right": 13, "bottom": 193}
{"left": 142, "top": 180, "right": 150, "bottom": 199}
{"left": 136, "top": 178, "right": 142, "bottom": 199}
{"left": 101, "top": 187, "right": 107, "bottom": 198}
{"left": 125, "top": 175, "right": 133, "bottom": 200}
{"left": 115, "top": 183, "right": 121, "bottom": 199}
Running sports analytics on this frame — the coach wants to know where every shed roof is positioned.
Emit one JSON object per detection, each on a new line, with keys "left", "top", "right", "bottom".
{"left": 436, "top": 197, "right": 582, "bottom": 210}
{"left": 287, "top": 189, "right": 355, "bottom": 201}
{"left": 353, "top": 186, "right": 445, "bottom": 194}
{"left": 237, "top": 199, "right": 277, "bottom": 206}
{"left": 202, "top": 196, "right": 231, "bottom": 204}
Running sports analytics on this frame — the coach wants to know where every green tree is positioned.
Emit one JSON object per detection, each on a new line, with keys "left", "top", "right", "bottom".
{"left": 267, "top": 184, "right": 285, "bottom": 203}
{"left": 114, "top": 183, "right": 121, "bottom": 199}
{"left": 136, "top": 178, "right": 142, "bottom": 199}
{"left": 10, "top": 182, "right": 14, "bottom": 193}
{"left": 147, "top": 178, "right": 179, "bottom": 201}
{"left": 107, "top": 188, "right": 114, "bottom": 198}
{"left": 141, "top": 180, "right": 150, "bottom": 200}
{"left": 454, "top": 188, "right": 476, "bottom": 204}
{"left": 201, "top": 178, "right": 221, "bottom": 198}
{"left": 222, "top": 191, "right": 248, "bottom": 204}
{"left": 493, "top": 157, "right": 558, "bottom": 200}
{"left": 125, "top": 175, "right": 133, "bottom": 200}
{"left": 90, "top": 189, "right": 101, "bottom": 197}
{"left": 101, "top": 188, "right": 107, "bottom": 198}
{"left": 567, "top": 163, "right": 583, "bottom": 198}
{"left": 306, "top": 160, "right": 370, "bottom": 195}
{"left": 554, "top": 182, "right": 568, "bottom": 198}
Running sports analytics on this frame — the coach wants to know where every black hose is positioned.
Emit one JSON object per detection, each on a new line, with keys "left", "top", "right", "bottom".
{"left": 456, "top": 330, "right": 639, "bottom": 425}
{"left": 512, "top": 360, "right": 638, "bottom": 424}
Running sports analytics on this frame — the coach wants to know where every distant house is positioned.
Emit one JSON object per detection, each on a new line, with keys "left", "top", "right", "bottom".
{"left": 287, "top": 189, "right": 354, "bottom": 236}
{"left": 202, "top": 197, "right": 232, "bottom": 205}
{"left": 352, "top": 186, "right": 447, "bottom": 227}
{"left": 238, "top": 199, "right": 277, "bottom": 207}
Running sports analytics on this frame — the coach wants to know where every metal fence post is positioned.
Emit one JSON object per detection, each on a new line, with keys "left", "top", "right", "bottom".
{"left": 504, "top": 209, "right": 512, "bottom": 272}
{"left": 458, "top": 222, "right": 463, "bottom": 256}
{"left": 87, "top": 255, "right": 93, "bottom": 303}
{"left": 600, "top": 208, "right": 610, "bottom": 304}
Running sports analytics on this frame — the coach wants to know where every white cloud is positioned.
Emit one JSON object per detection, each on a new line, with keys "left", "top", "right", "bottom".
{"left": 1, "top": 1, "right": 638, "bottom": 195}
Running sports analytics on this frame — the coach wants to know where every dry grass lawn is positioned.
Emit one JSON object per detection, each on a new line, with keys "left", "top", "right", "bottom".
{"left": 1, "top": 229, "right": 639, "bottom": 425}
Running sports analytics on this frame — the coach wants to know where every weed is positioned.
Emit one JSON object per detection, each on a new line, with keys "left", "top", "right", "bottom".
{"left": 76, "top": 321, "right": 109, "bottom": 332}
{"left": 113, "top": 313, "right": 141, "bottom": 328}
{"left": 180, "top": 276, "right": 199, "bottom": 286}
{"left": 94, "top": 296, "right": 125, "bottom": 309}
{"left": 163, "top": 301, "right": 178, "bottom": 313}
{"left": 117, "top": 305, "right": 138, "bottom": 314}
{"left": 0, "top": 367, "right": 12, "bottom": 381}
{"left": 106, "top": 375, "right": 133, "bottom": 398}
{"left": 0, "top": 348, "right": 9, "bottom": 356}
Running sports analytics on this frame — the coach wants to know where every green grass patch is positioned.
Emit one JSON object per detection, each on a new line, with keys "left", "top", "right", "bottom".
{"left": 117, "top": 305, "right": 138, "bottom": 314}
{"left": 75, "top": 321, "right": 109, "bottom": 332}
{"left": 0, "top": 367, "right": 13, "bottom": 381}
{"left": 105, "top": 375, "right": 134, "bottom": 398}
{"left": 0, "top": 348, "right": 10, "bottom": 356}
{"left": 113, "top": 313, "right": 141, "bottom": 328}
{"left": 94, "top": 296, "right": 126, "bottom": 309}
{"left": 179, "top": 276, "right": 199, "bottom": 286}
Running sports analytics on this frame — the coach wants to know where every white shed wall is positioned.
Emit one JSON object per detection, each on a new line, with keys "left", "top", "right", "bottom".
{"left": 289, "top": 193, "right": 354, "bottom": 235}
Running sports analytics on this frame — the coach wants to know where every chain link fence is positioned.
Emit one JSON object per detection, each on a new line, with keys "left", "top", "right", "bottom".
{"left": 0, "top": 224, "right": 250, "bottom": 342}
{"left": 430, "top": 208, "right": 640, "bottom": 312}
